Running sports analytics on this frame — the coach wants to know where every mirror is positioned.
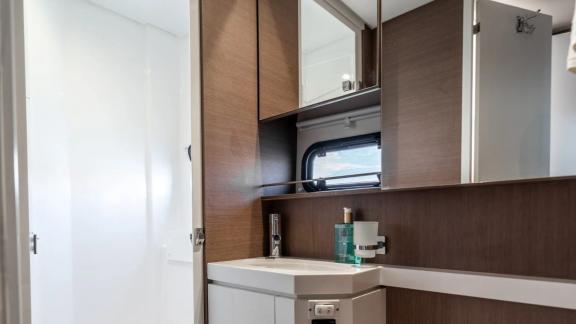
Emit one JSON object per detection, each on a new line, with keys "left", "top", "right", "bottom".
{"left": 471, "top": 0, "right": 576, "bottom": 183}
{"left": 299, "top": 0, "right": 380, "bottom": 107}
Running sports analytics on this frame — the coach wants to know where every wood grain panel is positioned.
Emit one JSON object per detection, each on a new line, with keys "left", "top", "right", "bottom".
{"left": 361, "top": 27, "right": 378, "bottom": 88}
{"left": 201, "top": 0, "right": 264, "bottom": 262}
{"left": 259, "top": 116, "right": 297, "bottom": 196}
{"left": 387, "top": 288, "right": 576, "bottom": 324}
{"left": 258, "top": 0, "right": 299, "bottom": 120}
{"left": 262, "top": 178, "right": 576, "bottom": 280}
{"left": 381, "top": 0, "right": 463, "bottom": 188}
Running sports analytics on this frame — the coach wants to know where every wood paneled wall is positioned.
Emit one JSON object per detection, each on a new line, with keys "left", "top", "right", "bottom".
{"left": 362, "top": 27, "right": 379, "bottom": 88}
{"left": 381, "top": 0, "right": 463, "bottom": 188}
{"left": 201, "top": 0, "right": 264, "bottom": 263}
{"left": 262, "top": 177, "right": 576, "bottom": 280}
{"left": 387, "top": 288, "right": 576, "bottom": 324}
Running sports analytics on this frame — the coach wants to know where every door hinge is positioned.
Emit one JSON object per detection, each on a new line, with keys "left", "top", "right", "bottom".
{"left": 30, "top": 233, "right": 39, "bottom": 255}
{"left": 473, "top": 23, "right": 481, "bottom": 34}
{"left": 191, "top": 228, "right": 205, "bottom": 251}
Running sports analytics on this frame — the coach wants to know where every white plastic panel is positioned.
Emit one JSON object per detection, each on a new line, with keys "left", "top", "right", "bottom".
{"left": 275, "top": 297, "right": 296, "bottom": 324}
{"left": 208, "top": 284, "right": 275, "bottom": 324}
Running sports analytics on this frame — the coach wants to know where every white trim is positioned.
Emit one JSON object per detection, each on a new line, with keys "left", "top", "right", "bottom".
{"left": 314, "top": 0, "right": 367, "bottom": 31}
{"left": 380, "top": 265, "right": 576, "bottom": 310}
{"left": 298, "top": 0, "right": 303, "bottom": 107}
{"left": 460, "top": 0, "right": 475, "bottom": 184}
{"left": 189, "top": 0, "right": 205, "bottom": 323}
{"left": 0, "top": 0, "right": 32, "bottom": 322}
{"left": 471, "top": 0, "right": 480, "bottom": 183}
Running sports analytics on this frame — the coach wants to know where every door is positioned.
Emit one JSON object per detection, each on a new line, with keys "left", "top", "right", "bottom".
{"left": 474, "top": 0, "right": 552, "bottom": 182}
{"left": 22, "top": 0, "right": 204, "bottom": 323}
{"left": 208, "top": 285, "right": 275, "bottom": 324}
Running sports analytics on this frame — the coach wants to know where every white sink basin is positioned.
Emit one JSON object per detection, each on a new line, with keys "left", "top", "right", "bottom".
{"left": 234, "top": 258, "right": 366, "bottom": 273}
{"left": 208, "top": 258, "right": 381, "bottom": 296}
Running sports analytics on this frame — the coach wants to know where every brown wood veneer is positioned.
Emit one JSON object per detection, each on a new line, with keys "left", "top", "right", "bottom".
{"left": 201, "top": 0, "right": 264, "bottom": 263}
{"left": 387, "top": 288, "right": 576, "bottom": 323}
{"left": 381, "top": 0, "right": 463, "bottom": 188}
{"left": 258, "top": 0, "right": 299, "bottom": 120}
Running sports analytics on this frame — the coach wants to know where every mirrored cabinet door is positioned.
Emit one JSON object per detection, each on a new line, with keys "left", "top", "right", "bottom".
{"left": 258, "top": 0, "right": 380, "bottom": 120}
{"left": 299, "top": 0, "right": 380, "bottom": 107}
{"left": 470, "top": 0, "right": 576, "bottom": 183}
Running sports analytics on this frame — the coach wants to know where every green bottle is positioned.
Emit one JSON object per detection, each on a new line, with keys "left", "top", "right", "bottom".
{"left": 334, "top": 207, "right": 361, "bottom": 264}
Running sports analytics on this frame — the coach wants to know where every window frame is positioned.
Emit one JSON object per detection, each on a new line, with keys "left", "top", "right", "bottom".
{"left": 301, "top": 132, "right": 382, "bottom": 192}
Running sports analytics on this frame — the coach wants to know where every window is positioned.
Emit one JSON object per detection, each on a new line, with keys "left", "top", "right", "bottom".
{"left": 301, "top": 133, "right": 381, "bottom": 192}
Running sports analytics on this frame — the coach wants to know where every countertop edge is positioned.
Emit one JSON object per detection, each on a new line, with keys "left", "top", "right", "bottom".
{"left": 379, "top": 266, "right": 576, "bottom": 310}
{"left": 207, "top": 259, "right": 576, "bottom": 310}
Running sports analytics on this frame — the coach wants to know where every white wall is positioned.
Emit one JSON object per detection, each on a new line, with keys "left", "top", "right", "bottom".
{"left": 550, "top": 32, "right": 576, "bottom": 176}
{"left": 25, "top": 0, "right": 193, "bottom": 323}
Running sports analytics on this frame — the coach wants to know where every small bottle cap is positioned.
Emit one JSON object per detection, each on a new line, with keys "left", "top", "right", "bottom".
{"left": 343, "top": 207, "right": 353, "bottom": 224}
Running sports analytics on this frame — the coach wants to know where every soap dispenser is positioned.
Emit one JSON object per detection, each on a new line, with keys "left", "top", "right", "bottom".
{"left": 334, "top": 207, "right": 361, "bottom": 264}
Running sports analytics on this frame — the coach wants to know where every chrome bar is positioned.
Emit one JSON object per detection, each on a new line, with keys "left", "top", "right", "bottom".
{"left": 260, "top": 172, "right": 381, "bottom": 188}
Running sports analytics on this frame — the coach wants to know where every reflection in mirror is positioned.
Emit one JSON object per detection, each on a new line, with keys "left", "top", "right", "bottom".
{"left": 381, "top": 0, "right": 435, "bottom": 22}
{"left": 473, "top": 0, "right": 576, "bottom": 182}
{"left": 300, "top": 0, "right": 379, "bottom": 106}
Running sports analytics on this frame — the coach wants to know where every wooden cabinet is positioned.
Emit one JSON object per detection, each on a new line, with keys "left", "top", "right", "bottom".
{"left": 380, "top": 0, "right": 463, "bottom": 189}
{"left": 258, "top": 0, "right": 299, "bottom": 120}
{"left": 258, "top": 0, "right": 381, "bottom": 121}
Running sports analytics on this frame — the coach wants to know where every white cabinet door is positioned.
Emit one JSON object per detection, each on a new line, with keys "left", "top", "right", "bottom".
{"left": 208, "top": 284, "right": 275, "bottom": 324}
{"left": 275, "top": 297, "right": 295, "bottom": 324}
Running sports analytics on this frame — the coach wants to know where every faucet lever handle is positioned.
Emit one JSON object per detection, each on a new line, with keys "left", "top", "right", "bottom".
{"left": 269, "top": 213, "right": 282, "bottom": 258}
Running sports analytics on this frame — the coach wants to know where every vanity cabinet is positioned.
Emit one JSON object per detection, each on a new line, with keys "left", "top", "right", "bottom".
{"left": 208, "top": 282, "right": 386, "bottom": 324}
{"left": 208, "top": 284, "right": 295, "bottom": 324}
{"left": 208, "top": 284, "right": 276, "bottom": 324}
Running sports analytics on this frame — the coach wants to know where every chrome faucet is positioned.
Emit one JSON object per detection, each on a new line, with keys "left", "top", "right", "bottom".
{"left": 269, "top": 213, "right": 282, "bottom": 258}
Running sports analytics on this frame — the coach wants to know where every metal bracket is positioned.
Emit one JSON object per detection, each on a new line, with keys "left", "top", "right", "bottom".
{"left": 473, "top": 23, "right": 481, "bottom": 34}
{"left": 191, "top": 228, "right": 205, "bottom": 251}
{"left": 30, "top": 233, "right": 39, "bottom": 255}
{"left": 354, "top": 236, "right": 387, "bottom": 255}
{"left": 376, "top": 236, "right": 387, "bottom": 255}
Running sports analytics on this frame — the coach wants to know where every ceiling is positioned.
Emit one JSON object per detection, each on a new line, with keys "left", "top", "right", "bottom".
{"left": 89, "top": 0, "right": 189, "bottom": 36}
{"left": 341, "top": 0, "right": 434, "bottom": 28}
{"left": 492, "top": 0, "right": 575, "bottom": 30}
{"left": 87, "top": 0, "right": 436, "bottom": 38}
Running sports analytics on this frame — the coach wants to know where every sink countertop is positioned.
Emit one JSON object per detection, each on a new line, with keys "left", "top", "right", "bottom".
{"left": 207, "top": 258, "right": 381, "bottom": 297}
{"left": 208, "top": 257, "right": 576, "bottom": 310}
